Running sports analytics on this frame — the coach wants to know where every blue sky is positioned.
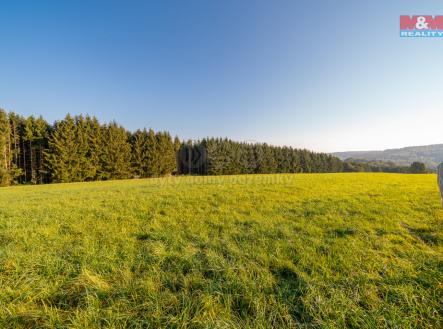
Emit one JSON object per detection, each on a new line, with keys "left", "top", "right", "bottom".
{"left": 1, "top": 0, "right": 442, "bottom": 152}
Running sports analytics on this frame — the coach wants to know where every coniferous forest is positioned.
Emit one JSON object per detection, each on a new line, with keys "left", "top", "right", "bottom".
{"left": 0, "top": 109, "right": 347, "bottom": 186}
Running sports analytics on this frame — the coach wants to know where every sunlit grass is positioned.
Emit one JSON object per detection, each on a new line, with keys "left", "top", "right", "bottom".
{"left": 0, "top": 173, "right": 441, "bottom": 328}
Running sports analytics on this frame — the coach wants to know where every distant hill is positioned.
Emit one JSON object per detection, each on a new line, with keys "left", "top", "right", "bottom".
{"left": 332, "top": 144, "right": 443, "bottom": 169}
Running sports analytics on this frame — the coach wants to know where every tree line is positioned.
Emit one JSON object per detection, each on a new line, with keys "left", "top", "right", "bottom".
{"left": 0, "top": 110, "right": 179, "bottom": 186}
{"left": 178, "top": 138, "right": 343, "bottom": 175}
{"left": 0, "top": 109, "right": 428, "bottom": 186}
{"left": 342, "top": 159, "right": 428, "bottom": 174}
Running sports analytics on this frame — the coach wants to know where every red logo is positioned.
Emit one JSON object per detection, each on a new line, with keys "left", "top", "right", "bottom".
{"left": 400, "top": 15, "right": 443, "bottom": 30}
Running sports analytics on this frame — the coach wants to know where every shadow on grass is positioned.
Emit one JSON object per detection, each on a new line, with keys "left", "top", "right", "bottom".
{"left": 403, "top": 225, "right": 441, "bottom": 246}
{"left": 332, "top": 227, "right": 357, "bottom": 238}
{"left": 271, "top": 264, "right": 313, "bottom": 325}
{"left": 3, "top": 311, "right": 49, "bottom": 329}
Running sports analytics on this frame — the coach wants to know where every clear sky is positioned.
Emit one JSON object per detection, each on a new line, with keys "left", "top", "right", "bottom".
{"left": 1, "top": 0, "right": 442, "bottom": 152}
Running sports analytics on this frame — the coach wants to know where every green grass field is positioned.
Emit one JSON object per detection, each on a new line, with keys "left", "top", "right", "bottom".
{"left": 0, "top": 173, "right": 441, "bottom": 328}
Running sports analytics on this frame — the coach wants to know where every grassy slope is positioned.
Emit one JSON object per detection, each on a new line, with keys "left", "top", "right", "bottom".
{"left": 0, "top": 173, "right": 441, "bottom": 328}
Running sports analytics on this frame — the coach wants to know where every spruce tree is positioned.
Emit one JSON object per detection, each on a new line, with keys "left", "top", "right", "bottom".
{"left": 173, "top": 136, "right": 181, "bottom": 174}
{"left": 8, "top": 112, "right": 24, "bottom": 182}
{"left": 130, "top": 129, "right": 147, "bottom": 177}
{"left": 144, "top": 129, "right": 158, "bottom": 177}
{"left": 46, "top": 115, "right": 79, "bottom": 183}
{"left": 85, "top": 115, "right": 102, "bottom": 180}
{"left": 100, "top": 122, "right": 132, "bottom": 180}
{"left": 156, "top": 132, "right": 176, "bottom": 176}
{"left": 23, "top": 116, "right": 36, "bottom": 183}
{"left": 33, "top": 116, "right": 50, "bottom": 183}
{"left": 0, "top": 109, "right": 11, "bottom": 186}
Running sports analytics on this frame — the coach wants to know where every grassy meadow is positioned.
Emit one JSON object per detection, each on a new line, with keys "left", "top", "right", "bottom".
{"left": 0, "top": 173, "right": 441, "bottom": 328}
